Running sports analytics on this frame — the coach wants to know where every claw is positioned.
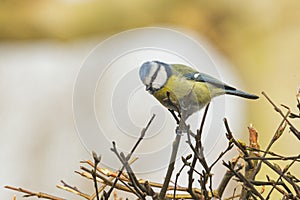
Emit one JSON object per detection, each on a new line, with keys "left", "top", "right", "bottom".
{"left": 175, "top": 126, "right": 185, "bottom": 135}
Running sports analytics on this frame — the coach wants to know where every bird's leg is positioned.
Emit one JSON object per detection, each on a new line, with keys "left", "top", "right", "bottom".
{"left": 165, "top": 91, "right": 181, "bottom": 120}
{"left": 180, "top": 84, "right": 196, "bottom": 116}
{"left": 175, "top": 110, "right": 189, "bottom": 136}
{"left": 168, "top": 109, "right": 180, "bottom": 125}
{"left": 165, "top": 91, "right": 190, "bottom": 135}
{"left": 175, "top": 126, "right": 183, "bottom": 135}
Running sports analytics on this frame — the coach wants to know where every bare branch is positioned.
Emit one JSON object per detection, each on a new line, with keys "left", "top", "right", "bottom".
{"left": 261, "top": 159, "right": 300, "bottom": 196}
{"left": 106, "top": 114, "right": 155, "bottom": 199}
{"left": 266, "top": 159, "right": 297, "bottom": 199}
{"left": 217, "top": 156, "right": 242, "bottom": 198}
{"left": 224, "top": 118, "right": 254, "bottom": 170}
{"left": 110, "top": 144, "right": 146, "bottom": 199}
{"left": 159, "top": 133, "right": 182, "bottom": 200}
{"left": 5, "top": 186, "right": 65, "bottom": 200}
{"left": 91, "top": 151, "right": 101, "bottom": 200}
{"left": 250, "top": 106, "right": 290, "bottom": 181}
{"left": 262, "top": 91, "right": 300, "bottom": 140}
{"left": 222, "top": 161, "right": 264, "bottom": 200}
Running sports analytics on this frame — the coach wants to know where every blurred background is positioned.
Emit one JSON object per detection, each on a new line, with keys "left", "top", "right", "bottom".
{"left": 1, "top": 0, "right": 300, "bottom": 199}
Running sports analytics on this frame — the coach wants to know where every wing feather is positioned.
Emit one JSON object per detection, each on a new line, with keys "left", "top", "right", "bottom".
{"left": 172, "top": 64, "right": 236, "bottom": 91}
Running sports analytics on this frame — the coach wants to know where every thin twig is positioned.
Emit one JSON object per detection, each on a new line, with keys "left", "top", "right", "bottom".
{"left": 173, "top": 155, "right": 191, "bottom": 199}
{"left": 265, "top": 175, "right": 293, "bottom": 198}
{"left": 186, "top": 104, "right": 210, "bottom": 199}
{"left": 159, "top": 133, "right": 182, "bottom": 200}
{"left": 91, "top": 151, "right": 101, "bottom": 200}
{"left": 106, "top": 114, "right": 155, "bottom": 198}
{"left": 79, "top": 166, "right": 139, "bottom": 196}
{"left": 57, "top": 181, "right": 91, "bottom": 200}
{"left": 266, "top": 159, "right": 297, "bottom": 199}
{"left": 120, "top": 152, "right": 147, "bottom": 194}
{"left": 210, "top": 142, "right": 234, "bottom": 171}
{"left": 222, "top": 161, "right": 264, "bottom": 200}
{"left": 110, "top": 143, "right": 145, "bottom": 199}
{"left": 245, "top": 155, "right": 300, "bottom": 162}
{"left": 246, "top": 146, "right": 300, "bottom": 161}
{"left": 217, "top": 156, "right": 242, "bottom": 198}
{"left": 262, "top": 91, "right": 300, "bottom": 140}
{"left": 168, "top": 109, "right": 180, "bottom": 125}
{"left": 5, "top": 186, "right": 65, "bottom": 200}
{"left": 250, "top": 107, "right": 289, "bottom": 180}
{"left": 224, "top": 118, "right": 254, "bottom": 170}
{"left": 261, "top": 159, "right": 300, "bottom": 196}
{"left": 239, "top": 124, "right": 261, "bottom": 199}
{"left": 77, "top": 164, "right": 203, "bottom": 195}
{"left": 144, "top": 181, "right": 159, "bottom": 200}
{"left": 127, "top": 114, "right": 156, "bottom": 160}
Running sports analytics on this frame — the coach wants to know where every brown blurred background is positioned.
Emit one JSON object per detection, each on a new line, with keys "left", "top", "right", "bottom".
{"left": 1, "top": 0, "right": 300, "bottom": 119}
{"left": 1, "top": 0, "right": 299, "bottom": 199}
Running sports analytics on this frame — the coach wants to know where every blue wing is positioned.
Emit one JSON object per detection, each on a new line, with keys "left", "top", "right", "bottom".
{"left": 171, "top": 64, "right": 234, "bottom": 90}
{"left": 184, "top": 72, "right": 259, "bottom": 99}
{"left": 171, "top": 63, "right": 258, "bottom": 99}
{"left": 183, "top": 72, "right": 236, "bottom": 91}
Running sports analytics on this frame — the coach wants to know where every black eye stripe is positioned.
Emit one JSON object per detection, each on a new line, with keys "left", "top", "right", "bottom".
{"left": 149, "top": 65, "right": 161, "bottom": 87}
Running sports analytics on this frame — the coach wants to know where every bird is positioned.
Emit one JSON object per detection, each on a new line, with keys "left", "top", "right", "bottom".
{"left": 139, "top": 61, "right": 259, "bottom": 118}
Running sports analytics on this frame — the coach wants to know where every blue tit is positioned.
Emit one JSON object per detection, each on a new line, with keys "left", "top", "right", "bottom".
{"left": 139, "top": 61, "right": 259, "bottom": 117}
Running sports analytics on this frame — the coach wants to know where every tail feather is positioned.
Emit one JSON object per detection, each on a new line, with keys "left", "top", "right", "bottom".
{"left": 225, "top": 89, "right": 259, "bottom": 99}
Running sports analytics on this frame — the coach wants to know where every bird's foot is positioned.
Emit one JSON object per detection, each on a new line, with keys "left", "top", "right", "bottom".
{"left": 175, "top": 126, "right": 185, "bottom": 136}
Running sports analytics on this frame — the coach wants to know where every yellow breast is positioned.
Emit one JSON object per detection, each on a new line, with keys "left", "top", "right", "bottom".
{"left": 152, "top": 75, "right": 220, "bottom": 115}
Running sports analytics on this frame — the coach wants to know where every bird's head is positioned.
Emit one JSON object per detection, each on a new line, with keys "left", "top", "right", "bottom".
{"left": 139, "top": 61, "right": 172, "bottom": 93}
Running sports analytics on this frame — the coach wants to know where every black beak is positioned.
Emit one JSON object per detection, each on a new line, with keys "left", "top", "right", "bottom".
{"left": 146, "top": 85, "right": 155, "bottom": 94}
{"left": 146, "top": 85, "right": 151, "bottom": 91}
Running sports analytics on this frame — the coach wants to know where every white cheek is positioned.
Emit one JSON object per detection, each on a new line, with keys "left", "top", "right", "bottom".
{"left": 152, "top": 67, "right": 168, "bottom": 89}
{"left": 143, "top": 76, "right": 152, "bottom": 86}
